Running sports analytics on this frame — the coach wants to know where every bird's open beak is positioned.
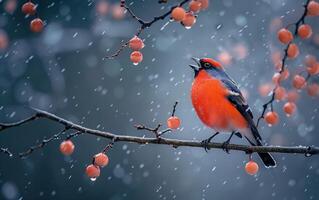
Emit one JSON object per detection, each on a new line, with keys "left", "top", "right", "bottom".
{"left": 189, "top": 57, "right": 201, "bottom": 71}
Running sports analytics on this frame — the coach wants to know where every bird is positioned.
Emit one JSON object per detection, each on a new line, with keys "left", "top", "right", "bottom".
{"left": 189, "top": 57, "right": 276, "bottom": 167}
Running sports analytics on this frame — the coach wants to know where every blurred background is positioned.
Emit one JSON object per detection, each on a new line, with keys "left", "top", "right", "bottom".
{"left": 0, "top": 0, "right": 318, "bottom": 199}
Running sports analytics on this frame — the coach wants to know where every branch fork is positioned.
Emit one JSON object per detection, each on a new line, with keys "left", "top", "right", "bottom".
{"left": 134, "top": 124, "right": 171, "bottom": 140}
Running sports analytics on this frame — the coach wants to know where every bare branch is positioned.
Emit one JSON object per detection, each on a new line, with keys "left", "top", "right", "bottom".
{"left": 0, "top": 108, "right": 318, "bottom": 157}
{"left": 19, "top": 128, "right": 68, "bottom": 158}
{"left": 0, "top": 114, "right": 38, "bottom": 131}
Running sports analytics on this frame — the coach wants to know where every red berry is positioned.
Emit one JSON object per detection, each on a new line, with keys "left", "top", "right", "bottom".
{"left": 245, "top": 160, "right": 259, "bottom": 175}
{"left": 307, "top": 63, "right": 319, "bottom": 75}
{"left": 182, "top": 12, "right": 196, "bottom": 29}
{"left": 129, "top": 36, "right": 144, "bottom": 51}
{"left": 22, "top": 2, "right": 36, "bottom": 15}
{"left": 307, "top": 1, "right": 319, "bottom": 16}
{"left": 96, "top": 1, "right": 109, "bottom": 16}
{"left": 304, "top": 55, "right": 317, "bottom": 66}
{"left": 167, "top": 116, "right": 181, "bottom": 129}
{"left": 171, "top": 7, "right": 186, "bottom": 21}
{"left": 198, "top": 0, "right": 209, "bottom": 9}
{"left": 287, "top": 43, "right": 299, "bottom": 59}
{"left": 258, "top": 83, "right": 273, "bottom": 97}
{"left": 0, "top": 31, "right": 8, "bottom": 50}
{"left": 86, "top": 164, "right": 100, "bottom": 179}
{"left": 189, "top": 0, "right": 202, "bottom": 13}
{"left": 94, "top": 153, "right": 109, "bottom": 167}
{"left": 272, "top": 70, "right": 289, "bottom": 85}
{"left": 277, "top": 28, "right": 293, "bottom": 44}
{"left": 264, "top": 111, "right": 279, "bottom": 126}
{"left": 30, "top": 18, "right": 44, "bottom": 33}
{"left": 272, "top": 73, "right": 281, "bottom": 85}
{"left": 217, "top": 51, "right": 232, "bottom": 65}
{"left": 130, "top": 51, "right": 143, "bottom": 65}
{"left": 292, "top": 75, "right": 306, "bottom": 89}
{"left": 298, "top": 24, "right": 313, "bottom": 39}
{"left": 112, "top": 4, "right": 125, "bottom": 20}
{"left": 275, "top": 86, "right": 286, "bottom": 101}
{"left": 59, "top": 140, "right": 75, "bottom": 156}
{"left": 283, "top": 102, "right": 296, "bottom": 116}
{"left": 281, "top": 68, "right": 290, "bottom": 80}
{"left": 5, "top": 0, "right": 16, "bottom": 14}
{"left": 307, "top": 83, "right": 319, "bottom": 96}
{"left": 287, "top": 90, "right": 299, "bottom": 102}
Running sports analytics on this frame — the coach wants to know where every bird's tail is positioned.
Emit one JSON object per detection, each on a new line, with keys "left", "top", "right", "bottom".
{"left": 247, "top": 124, "right": 276, "bottom": 168}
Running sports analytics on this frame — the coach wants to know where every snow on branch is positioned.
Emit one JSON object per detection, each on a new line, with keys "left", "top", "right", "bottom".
{"left": 0, "top": 108, "right": 318, "bottom": 158}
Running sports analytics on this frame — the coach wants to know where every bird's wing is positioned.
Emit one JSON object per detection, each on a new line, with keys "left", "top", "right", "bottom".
{"left": 221, "top": 78, "right": 253, "bottom": 118}
{"left": 221, "top": 74, "right": 276, "bottom": 167}
{"left": 221, "top": 78, "right": 262, "bottom": 141}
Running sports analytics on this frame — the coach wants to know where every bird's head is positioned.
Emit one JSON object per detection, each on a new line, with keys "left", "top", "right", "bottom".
{"left": 189, "top": 57, "right": 224, "bottom": 77}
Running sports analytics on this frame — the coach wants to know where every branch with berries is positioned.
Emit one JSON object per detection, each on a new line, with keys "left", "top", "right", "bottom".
{"left": 257, "top": 0, "right": 319, "bottom": 127}
{"left": 21, "top": 1, "right": 44, "bottom": 32}
{"left": 104, "top": 0, "right": 208, "bottom": 64}
{"left": 1, "top": 103, "right": 319, "bottom": 179}
{"left": 2, "top": 0, "right": 318, "bottom": 180}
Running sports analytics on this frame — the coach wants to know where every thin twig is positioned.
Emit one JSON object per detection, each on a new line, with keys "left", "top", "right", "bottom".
{"left": 65, "top": 131, "right": 83, "bottom": 140}
{"left": 135, "top": 122, "right": 172, "bottom": 138}
{"left": 0, "top": 108, "right": 318, "bottom": 156}
{"left": 171, "top": 101, "right": 178, "bottom": 116}
{"left": 102, "top": 137, "right": 116, "bottom": 153}
{"left": 91, "top": 137, "right": 116, "bottom": 164}
{"left": 19, "top": 128, "right": 68, "bottom": 158}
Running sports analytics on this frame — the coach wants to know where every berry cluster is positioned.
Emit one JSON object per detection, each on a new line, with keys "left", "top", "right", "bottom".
{"left": 261, "top": 0, "right": 319, "bottom": 127}
{"left": 171, "top": 0, "right": 209, "bottom": 29}
{"left": 120, "top": 0, "right": 209, "bottom": 64}
{"left": 96, "top": 0, "right": 126, "bottom": 20}
{"left": 59, "top": 139, "right": 110, "bottom": 181}
{"left": 86, "top": 152, "right": 109, "bottom": 181}
{"left": 129, "top": 36, "right": 144, "bottom": 65}
{"left": 21, "top": 1, "right": 44, "bottom": 32}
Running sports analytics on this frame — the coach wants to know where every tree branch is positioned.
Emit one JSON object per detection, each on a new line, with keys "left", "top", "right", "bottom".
{"left": 256, "top": 0, "right": 312, "bottom": 127}
{"left": 0, "top": 108, "right": 318, "bottom": 157}
{"left": 18, "top": 128, "right": 68, "bottom": 158}
{"left": 104, "top": 0, "right": 192, "bottom": 59}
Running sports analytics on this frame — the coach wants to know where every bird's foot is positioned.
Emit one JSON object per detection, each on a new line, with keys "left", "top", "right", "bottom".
{"left": 201, "top": 138, "right": 212, "bottom": 152}
{"left": 221, "top": 140, "right": 230, "bottom": 154}
{"left": 221, "top": 131, "right": 235, "bottom": 154}
{"left": 200, "top": 132, "right": 219, "bottom": 152}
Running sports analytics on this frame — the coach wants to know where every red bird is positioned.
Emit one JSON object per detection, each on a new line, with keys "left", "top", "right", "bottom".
{"left": 189, "top": 57, "right": 276, "bottom": 167}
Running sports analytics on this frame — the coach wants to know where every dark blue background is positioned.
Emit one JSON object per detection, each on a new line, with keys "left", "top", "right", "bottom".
{"left": 0, "top": 0, "right": 318, "bottom": 199}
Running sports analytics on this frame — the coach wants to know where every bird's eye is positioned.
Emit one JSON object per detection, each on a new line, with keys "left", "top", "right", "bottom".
{"left": 204, "top": 62, "right": 210, "bottom": 68}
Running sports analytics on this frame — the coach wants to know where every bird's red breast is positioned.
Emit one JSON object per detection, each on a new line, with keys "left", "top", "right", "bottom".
{"left": 191, "top": 70, "right": 248, "bottom": 131}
